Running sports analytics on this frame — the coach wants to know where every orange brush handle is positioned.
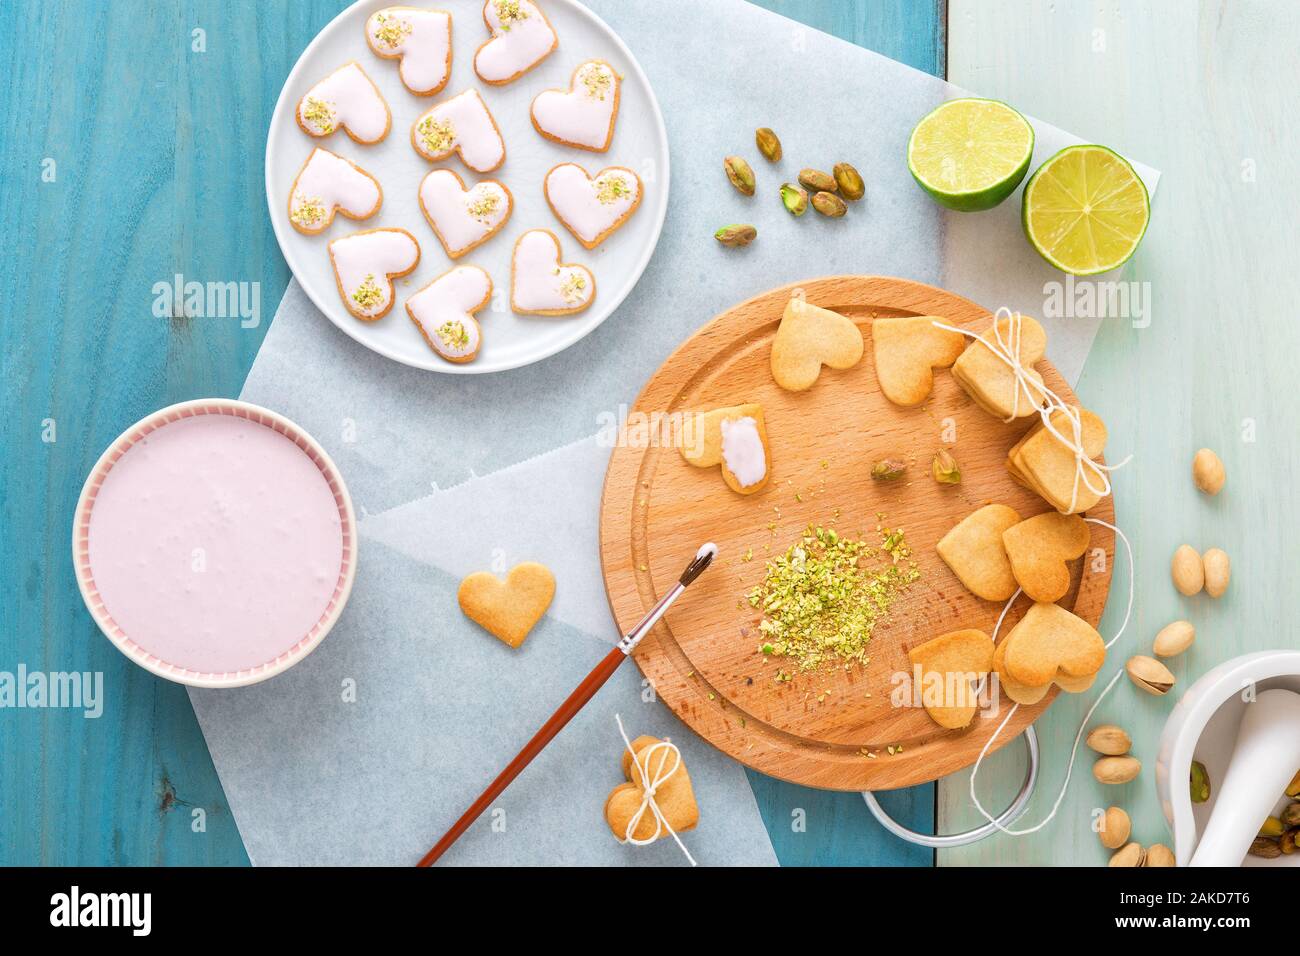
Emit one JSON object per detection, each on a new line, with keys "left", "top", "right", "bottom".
{"left": 417, "top": 646, "right": 627, "bottom": 867}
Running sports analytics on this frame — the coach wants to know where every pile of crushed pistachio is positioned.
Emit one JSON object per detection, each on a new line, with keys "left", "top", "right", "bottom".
{"left": 748, "top": 523, "right": 919, "bottom": 673}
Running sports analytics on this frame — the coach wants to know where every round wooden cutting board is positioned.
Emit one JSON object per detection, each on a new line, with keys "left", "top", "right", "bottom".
{"left": 599, "top": 276, "right": 1115, "bottom": 791}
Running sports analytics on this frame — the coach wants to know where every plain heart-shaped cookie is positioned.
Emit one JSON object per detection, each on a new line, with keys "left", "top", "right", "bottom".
{"left": 405, "top": 265, "right": 492, "bottom": 364}
{"left": 544, "top": 163, "right": 643, "bottom": 249}
{"left": 993, "top": 628, "right": 1099, "bottom": 704}
{"left": 871, "top": 316, "right": 966, "bottom": 406}
{"left": 1007, "top": 405, "right": 1108, "bottom": 514}
{"left": 418, "top": 169, "right": 513, "bottom": 259}
{"left": 1001, "top": 600, "right": 1106, "bottom": 688}
{"left": 605, "top": 735, "right": 699, "bottom": 843}
{"left": 679, "top": 403, "right": 771, "bottom": 495}
{"left": 473, "top": 0, "right": 557, "bottom": 85}
{"left": 531, "top": 60, "right": 621, "bottom": 152}
{"left": 936, "top": 504, "right": 1022, "bottom": 601}
{"left": 328, "top": 228, "right": 421, "bottom": 321}
{"left": 288, "top": 147, "right": 382, "bottom": 235}
{"left": 951, "top": 313, "right": 1048, "bottom": 419}
{"left": 457, "top": 561, "right": 556, "bottom": 648}
{"left": 364, "top": 7, "right": 452, "bottom": 95}
{"left": 1002, "top": 512, "right": 1090, "bottom": 602}
{"left": 770, "top": 297, "right": 865, "bottom": 392}
{"left": 411, "top": 89, "right": 506, "bottom": 172}
{"left": 908, "top": 629, "right": 995, "bottom": 729}
{"left": 296, "top": 61, "right": 391, "bottom": 144}
{"left": 510, "top": 229, "right": 595, "bottom": 315}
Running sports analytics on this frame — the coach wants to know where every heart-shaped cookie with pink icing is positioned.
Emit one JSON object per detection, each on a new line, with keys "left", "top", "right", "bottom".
{"left": 510, "top": 229, "right": 595, "bottom": 316}
{"left": 418, "top": 169, "right": 513, "bottom": 259}
{"left": 406, "top": 265, "right": 493, "bottom": 365}
{"left": 531, "top": 60, "right": 621, "bottom": 153}
{"left": 543, "top": 163, "right": 643, "bottom": 249}
{"left": 328, "top": 228, "right": 421, "bottom": 322}
{"left": 473, "top": 0, "right": 558, "bottom": 85}
{"left": 296, "top": 61, "right": 391, "bottom": 144}
{"left": 411, "top": 89, "right": 506, "bottom": 172}
{"left": 288, "top": 148, "right": 382, "bottom": 235}
{"left": 364, "top": 7, "right": 452, "bottom": 96}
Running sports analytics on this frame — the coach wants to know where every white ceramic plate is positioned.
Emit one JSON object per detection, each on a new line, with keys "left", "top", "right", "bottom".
{"left": 266, "top": 0, "right": 669, "bottom": 373}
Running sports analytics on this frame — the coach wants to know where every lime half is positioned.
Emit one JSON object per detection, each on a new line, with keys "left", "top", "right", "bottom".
{"left": 907, "top": 98, "right": 1035, "bottom": 212}
{"left": 1022, "top": 144, "right": 1150, "bottom": 275}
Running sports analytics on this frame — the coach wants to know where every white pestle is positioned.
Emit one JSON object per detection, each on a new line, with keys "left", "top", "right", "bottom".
{"left": 1189, "top": 689, "right": 1300, "bottom": 866}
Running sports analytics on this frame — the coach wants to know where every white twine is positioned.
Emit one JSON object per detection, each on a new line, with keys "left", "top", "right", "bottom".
{"left": 933, "top": 308, "right": 1132, "bottom": 513}
{"left": 968, "top": 518, "right": 1135, "bottom": 836}
{"left": 614, "top": 713, "right": 697, "bottom": 866}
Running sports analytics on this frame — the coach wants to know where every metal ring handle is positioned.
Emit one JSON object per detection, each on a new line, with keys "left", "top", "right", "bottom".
{"left": 861, "top": 726, "right": 1039, "bottom": 849}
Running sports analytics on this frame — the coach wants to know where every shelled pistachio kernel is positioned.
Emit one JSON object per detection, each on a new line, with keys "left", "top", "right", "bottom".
{"left": 798, "top": 168, "right": 837, "bottom": 193}
{"left": 779, "top": 183, "right": 807, "bottom": 216}
{"left": 811, "top": 191, "right": 847, "bottom": 218}
{"left": 1189, "top": 760, "right": 1211, "bottom": 803}
{"left": 755, "top": 127, "right": 782, "bottom": 162}
{"left": 723, "top": 155, "right": 756, "bottom": 196}
{"left": 714, "top": 224, "right": 757, "bottom": 247}
{"left": 834, "top": 162, "right": 865, "bottom": 200}
{"left": 931, "top": 449, "right": 960, "bottom": 484}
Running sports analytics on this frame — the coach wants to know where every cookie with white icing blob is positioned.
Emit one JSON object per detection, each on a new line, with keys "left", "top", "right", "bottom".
{"left": 406, "top": 265, "right": 492, "bottom": 364}
{"left": 473, "top": 0, "right": 558, "bottom": 85}
{"left": 411, "top": 89, "right": 506, "bottom": 172}
{"left": 510, "top": 229, "right": 595, "bottom": 316}
{"left": 531, "top": 60, "right": 620, "bottom": 152}
{"left": 543, "top": 163, "right": 642, "bottom": 249}
{"left": 288, "top": 148, "right": 383, "bottom": 235}
{"left": 328, "top": 228, "right": 421, "bottom": 321}
{"left": 296, "top": 61, "right": 391, "bottom": 144}
{"left": 418, "top": 169, "right": 513, "bottom": 259}
{"left": 364, "top": 6, "right": 453, "bottom": 96}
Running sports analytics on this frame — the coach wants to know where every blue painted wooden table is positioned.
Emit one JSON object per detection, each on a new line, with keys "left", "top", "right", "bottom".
{"left": 0, "top": 0, "right": 944, "bottom": 866}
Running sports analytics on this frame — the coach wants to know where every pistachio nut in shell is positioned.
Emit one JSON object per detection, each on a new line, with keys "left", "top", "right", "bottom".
{"left": 1192, "top": 448, "right": 1226, "bottom": 494}
{"left": 1153, "top": 620, "right": 1195, "bottom": 658}
{"left": 1171, "top": 544, "right": 1204, "bottom": 595}
{"left": 1144, "top": 843, "right": 1176, "bottom": 867}
{"left": 1202, "top": 548, "right": 1230, "bottom": 597}
{"left": 1127, "top": 655, "right": 1175, "bottom": 695}
{"left": 1099, "top": 806, "right": 1131, "bottom": 849}
{"left": 1109, "top": 842, "right": 1145, "bottom": 867}
{"left": 1086, "top": 724, "right": 1132, "bottom": 756}
{"left": 1094, "top": 755, "right": 1142, "bottom": 784}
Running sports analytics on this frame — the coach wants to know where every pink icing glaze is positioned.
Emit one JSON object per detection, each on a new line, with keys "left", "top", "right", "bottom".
{"left": 86, "top": 414, "right": 345, "bottom": 675}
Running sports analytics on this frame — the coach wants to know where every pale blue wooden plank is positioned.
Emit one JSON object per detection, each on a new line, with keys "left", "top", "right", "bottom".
{"left": 0, "top": 0, "right": 945, "bottom": 866}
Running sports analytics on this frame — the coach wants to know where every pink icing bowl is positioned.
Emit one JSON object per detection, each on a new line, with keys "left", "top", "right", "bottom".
{"left": 73, "top": 399, "right": 357, "bottom": 688}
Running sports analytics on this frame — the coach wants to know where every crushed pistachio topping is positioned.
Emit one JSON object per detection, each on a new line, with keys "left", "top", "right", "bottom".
{"left": 372, "top": 11, "right": 412, "bottom": 48}
{"left": 436, "top": 320, "right": 470, "bottom": 350}
{"left": 594, "top": 174, "right": 631, "bottom": 204}
{"left": 494, "top": 0, "right": 529, "bottom": 30}
{"left": 351, "top": 274, "right": 384, "bottom": 310}
{"left": 559, "top": 272, "right": 588, "bottom": 303}
{"left": 466, "top": 192, "right": 501, "bottom": 221}
{"left": 302, "top": 97, "right": 336, "bottom": 134}
{"left": 417, "top": 115, "right": 456, "bottom": 154}
{"left": 290, "top": 194, "right": 326, "bottom": 227}
{"left": 747, "top": 524, "right": 920, "bottom": 672}
{"left": 581, "top": 65, "right": 612, "bottom": 100}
